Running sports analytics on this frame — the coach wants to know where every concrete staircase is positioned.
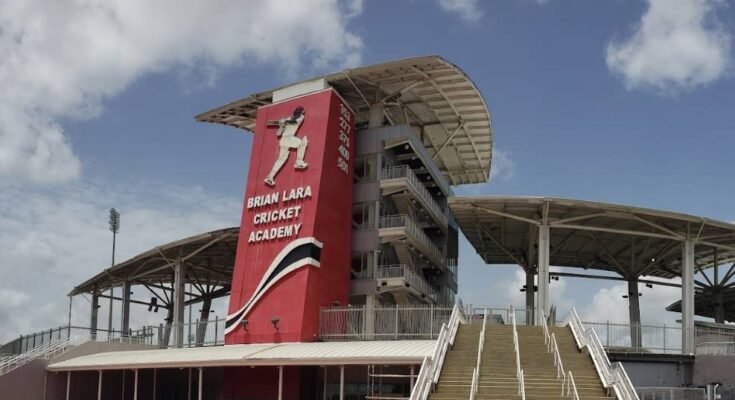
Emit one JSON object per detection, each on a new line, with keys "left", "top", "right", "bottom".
{"left": 429, "top": 323, "right": 480, "bottom": 400}
{"left": 517, "top": 325, "right": 613, "bottom": 400}
{"left": 429, "top": 323, "right": 616, "bottom": 400}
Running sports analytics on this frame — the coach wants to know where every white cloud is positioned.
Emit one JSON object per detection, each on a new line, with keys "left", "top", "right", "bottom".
{"left": 489, "top": 148, "right": 516, "bottom": 182}
{"left": 492, "top": 268, "right": 575, "bottom": 314}
{"left": 454, "top": 148, "right": 516, "bottom": 195}
{"left": 606, "top": 0, "right": 731, "bottom": 92}
{"left": 0, "top": 180, "right": 241, "bottom": 342}
{"left": 436, "top": 0, "right": 483, "bottom": 23}
{"left": 0, "top": 0, "right": 364, "bottom": 184}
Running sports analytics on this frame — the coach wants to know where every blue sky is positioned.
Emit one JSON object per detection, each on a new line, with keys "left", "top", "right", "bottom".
{"left": 1, "top": 0, "right": 733, "bottom": 341}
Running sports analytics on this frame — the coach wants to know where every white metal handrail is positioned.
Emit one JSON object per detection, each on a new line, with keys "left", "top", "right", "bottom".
{"left": 562, "top": 371, "right": 580, "bottom": 400}
{"left": 380, "top": 165, "right": 449, "bottom": 228}
{"left": 410, "top": 300, "right": 465, "bottom": 400}
{"left": 563, "top": 308, "right": 639, "bottom": 400}
{"left": 379, "top": 215, "right": 446, "bottom": 267}
{"left": 470, "top": 308, "right": 488, "bottom": 399}
{"left": 0, "top": 335, "right": 86, "bottom": 376}
{"left": 469, "top": 368, "right": 478, "bottom": 400}
{"left": 510, "top": 305, "right": 526, "bottom": 400}
{"left": 549, "top": 333, "right": 565, "bottom": 379}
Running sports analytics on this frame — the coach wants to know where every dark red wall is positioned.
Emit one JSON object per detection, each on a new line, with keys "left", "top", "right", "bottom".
{"left": 225, "top": 89, "right": 355, "bottom": 344}
{"left": 223, "top": 366, "right": 300, "bottom": 400}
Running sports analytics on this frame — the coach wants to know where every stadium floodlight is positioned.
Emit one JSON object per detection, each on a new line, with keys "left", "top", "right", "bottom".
{"left": 107, "top": 208, "right": 121, "bottom": 336}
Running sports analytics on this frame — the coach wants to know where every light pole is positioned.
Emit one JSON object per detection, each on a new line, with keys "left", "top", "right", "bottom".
{"left": 107, "top": 208, "right": 120, "bottom": 337}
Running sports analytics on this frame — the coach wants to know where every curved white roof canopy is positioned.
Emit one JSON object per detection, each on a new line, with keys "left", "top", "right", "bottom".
{"left": 196, "top": 55, "right": 493, "bottom": 185}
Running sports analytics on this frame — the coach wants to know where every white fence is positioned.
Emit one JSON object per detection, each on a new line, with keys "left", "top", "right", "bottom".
{"left": 319, "top": 305, "right": 453, "bottom": 341}
{"left": 637, "top": 387, "right": 706, "bottom": 400}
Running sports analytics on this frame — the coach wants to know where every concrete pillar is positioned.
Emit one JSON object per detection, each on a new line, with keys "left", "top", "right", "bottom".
{"left": 121, "top": 280, "right": 131, "bottom": 335}
{"left": 90, "top": 290, "right": 99, "bottom": 339}
{"left": 536, "top": 224, "right": 550, "bottom": 325}
{"left": 627, "top": 278, "right": 642, "bottom": 348}
{"left": 196, "top": 298, "right": 212, "bottom": 346}
{"left": 682, "top": 239, "right": 695, "bottom": 354}
{"left": 525, "top": 268, "right": 535, "bottom": 324}
{"left": 365, "top": 295, "right": 376, "bottom": 339}
{"left": 368, "top": 103, "right": 384, "bottom": 128}
{"left": 173, "top": 260, "right": 187, "bottom": 348}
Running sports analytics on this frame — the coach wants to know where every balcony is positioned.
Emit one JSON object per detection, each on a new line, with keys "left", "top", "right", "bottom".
{"left": 375, "top": 264, "right": 438, "bottom": 303}
{"left": 378, "top": 214, "right": 446, "bottom": 268}
{"left": 380, "top": 165, "right": 448, "bottom": 231}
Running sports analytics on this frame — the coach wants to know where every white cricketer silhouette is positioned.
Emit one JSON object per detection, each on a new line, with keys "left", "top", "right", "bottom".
{"left": 264, "top": 106, "right": 308, "bottom": 187}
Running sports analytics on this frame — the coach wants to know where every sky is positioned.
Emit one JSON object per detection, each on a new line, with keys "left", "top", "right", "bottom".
{"left": 0, "top": 0, "right": 734, "bottom": 343}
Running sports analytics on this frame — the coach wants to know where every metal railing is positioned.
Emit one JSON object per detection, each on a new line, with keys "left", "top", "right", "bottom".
{"left": 470, "top": 308, "right": 488, "bottom": 400}
{"left": 637, "top": 387, "right": 707, "bottom": 400}
{"left": 510, "top": 305, "right": 526, "bottom": 400}
{"left": 0, "top": 325, "right": 159, "bottom": 356}
{"left": 582, "top": 321, "right": 684, "bottom": 354}
{"left": 379, "top": 215, "right": 445, "bottom": 267}
{"left": 581, "top": 320, "right": 735, "bottom": 355}
{"left": 410, "top": 301, "right": 465, "bottom": 400}
{"left": 469, "top": 306, "right": 533, "bottom": 326}
{"left": 167, "top": 317, "right": 226, "bottom": 348}
{"left": 375, "top": 264, "right": 439, "bottom": 301}
{"left": 696, "top": 341, "right": 735, "bottom": 355}
{"left": 563, "top": 371, "right": 580, "bottom": 400}
{"left": 380, "top": 165, "right": 448, "bottom": 228}
{"left": 319, "top": 305, "right": 453, "bottom": 341}
{"left": 564, "top": 309, "right": 639, "bottom": 400}
{"left": 0, "top": 335, "right": 87, "bottom": 376}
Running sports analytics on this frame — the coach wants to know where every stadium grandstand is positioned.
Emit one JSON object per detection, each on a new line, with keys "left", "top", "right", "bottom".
{"left": 2, "top": 55, "right": 735, "bottom": 400}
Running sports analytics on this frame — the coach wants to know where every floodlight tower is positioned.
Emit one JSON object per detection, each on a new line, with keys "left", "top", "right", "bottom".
{"left": 107, "top": 208, "right": 120, "bottom": 336}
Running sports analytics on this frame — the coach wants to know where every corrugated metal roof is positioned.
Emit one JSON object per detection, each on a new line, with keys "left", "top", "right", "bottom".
{"left": 47, "top": 341, "right": 435, "bottom": 371}
{"left": 450, "top": 196, "right": 735, "bottom": 279}
{"left": 195, "top": 55, "right": 493, "bottom": 186}
{"left": 69, "top": 227, "right": 239, "bottom": 296}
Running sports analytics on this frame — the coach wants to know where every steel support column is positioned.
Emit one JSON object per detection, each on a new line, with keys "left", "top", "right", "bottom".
{"left": 187, "top": 368, "right": 192, "bottom": 400}
{"left": 682, "top": 239, "right": 695, "bottom": 354}
{"left": 714, "top": 249, "right": 725, "bottom": 323}
{"left": 323, "top": 366, "right": 327, "bottom": 400}
{"left": 174, "top": 260, "right": 187, "bottom": 348}
{"left": 536, "top": 224, "right": 550, "bottom": 325}
{"left": 525, "top": 268, "right": 535, "bottom": 324}
{"left": 90, "top": 290, "right": 99, "bottom": 339}
{"left": 198, "top": 368, "right": 204, "bottom": 400}
{"left": 627, "top": 278, "right": 642, "bottom": 348}
{"left": 66, "top": 372, "right": 71, "bottom": 400}
{"left": 121, "top": 280, "right": 131, "bottom": 335}
{"left": 134, "top": 369, "right": 139, "bottom": 400}
{"left": 153, "top": 369, "right": 157, "bottom": 400}
{"left": 196, "top": 297, "right": 212, "bottom": 346}
{"left": 97, "top": 371, "right": 103, "bottom": 400}
{"left": 278, "top": 366, "right": 283, "bottom": 400}
{"left": 339, "top": 365, "right": 345, "bottom": 400}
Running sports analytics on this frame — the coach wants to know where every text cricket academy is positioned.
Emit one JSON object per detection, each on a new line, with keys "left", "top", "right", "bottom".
{"left": 245, "top": 185, "right": 313, "bottom": 243}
